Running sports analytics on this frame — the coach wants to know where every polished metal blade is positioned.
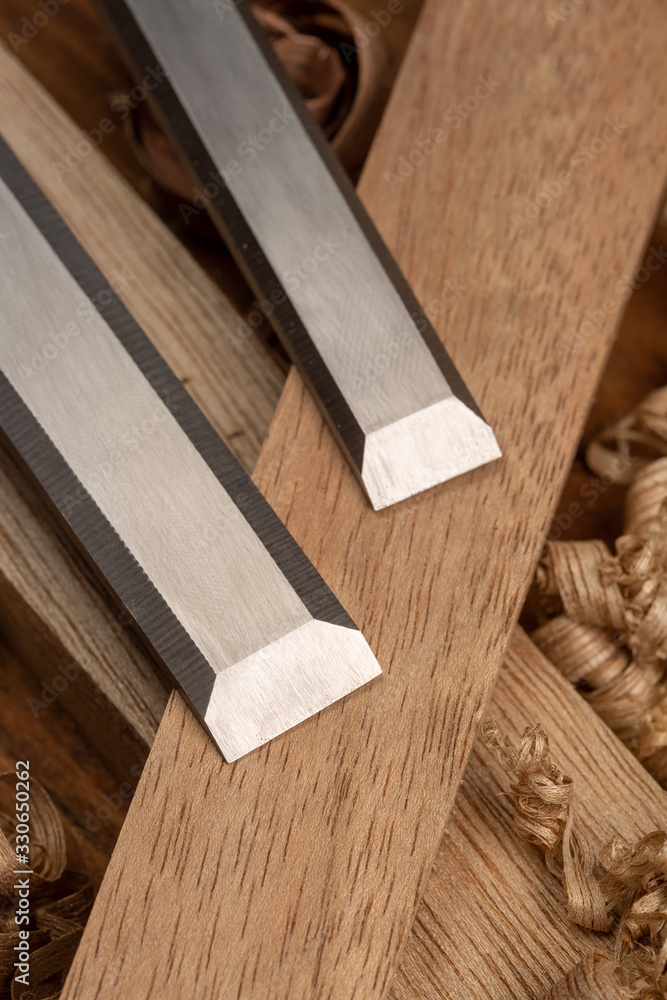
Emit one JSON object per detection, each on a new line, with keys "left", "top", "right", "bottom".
{"left": 96, "top": 0, "right": 501, "bottom": 509}
{"left": 0, "top": 137, "right": 380, "bottom": 762}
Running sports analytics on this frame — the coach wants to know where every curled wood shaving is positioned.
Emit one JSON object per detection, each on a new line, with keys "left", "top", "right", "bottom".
{"left": 482, "top": 719, "right": 572, "bottom": 850}
{"left": 533, "top": 432, "right": 667, "bottom": 782}
{"left": 533, "top": 613, "right": 660, "bottom": 750}
{"left": 541, "top": 951, "right": 632, "bottom": 1000}
{"left": 585, "top": 386, "right": 667, "bottom": 486}
{"left": 0, "top": 774, "right": 93, "bottom": 999}
{"left": 482, "top": 720, "right": 610, "bottom": 931}
{"left": 536, "top": 540, "right": 627, "bottom": 631}
{"left": 483, "top": 719, "right": 667, "bottom": 999}
{"left": 625, "top": 461, "right": 667, "bottom": 538}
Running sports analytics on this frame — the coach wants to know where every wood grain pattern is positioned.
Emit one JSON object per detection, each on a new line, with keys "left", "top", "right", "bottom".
{"left": 391, "top": 628, "right": 667, "bottom": 1000}
{"left": 55, "top": 1, "right": 667, "bottom": 997}
{"left": 521, "top": 217, "right": 667, "bottom": 628}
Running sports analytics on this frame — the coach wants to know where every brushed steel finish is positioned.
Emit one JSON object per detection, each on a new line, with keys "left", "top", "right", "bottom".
{"left": 0, "top": 176, "right": 308, "bottom": 669}
{"left": 0, "top": 169, "right": 381, "bottom": 761}
{"left": 127, "top": 0, "right": 447, "bottom": 432}
{"left": 100, "top": 0, "right": 501, "bottom": 508}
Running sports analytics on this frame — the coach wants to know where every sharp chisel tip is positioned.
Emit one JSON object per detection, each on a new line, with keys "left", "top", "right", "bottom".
{"left": 361, "top": 396, "right": 501, "bottom": 511}
{"left": 203, "top": 620, "right": 381, "bottom": 761}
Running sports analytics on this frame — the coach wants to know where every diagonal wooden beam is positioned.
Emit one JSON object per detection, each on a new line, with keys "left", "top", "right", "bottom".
{"left": 19, "top": 0, "right": 663, "bottom": 995}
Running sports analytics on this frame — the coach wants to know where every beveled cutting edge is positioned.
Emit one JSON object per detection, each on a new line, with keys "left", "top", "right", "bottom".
{"left": 0, "top": 136, "right": 380, "bottom": 762}
{"left": 95, "top": 0, "right": 501, "bottom": 509}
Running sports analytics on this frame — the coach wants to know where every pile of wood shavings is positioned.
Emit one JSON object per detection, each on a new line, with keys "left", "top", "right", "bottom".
{"left": 533, "top": 386, "right": 667, "bottom": 786}
{"left": 0, "top": 775, "right": 92, "bottom": 1000}
{"left": 484, "top": 720, "right": 667, "bottom": 999}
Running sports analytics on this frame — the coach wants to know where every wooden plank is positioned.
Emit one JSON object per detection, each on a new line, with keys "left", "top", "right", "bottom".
{"left": 391, "top": 628, "right": 667, "bottom": 1000}
{"left": 521, "top": 216, "right": 667, "bottom": 627}
{"left": 58, "top": 1, "right": 667, "bottom": 998}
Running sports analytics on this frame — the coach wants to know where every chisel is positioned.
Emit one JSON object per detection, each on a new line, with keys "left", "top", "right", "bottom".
{"left": 95, "top": 0, "right": 501, "bottom": 509}
{"left": 0, "top": 136, "right": 381, "bottom": 762}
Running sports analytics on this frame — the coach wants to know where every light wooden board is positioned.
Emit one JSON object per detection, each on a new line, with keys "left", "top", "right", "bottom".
{"left": 52, "top": 0, "right": 667, "bottom": 997}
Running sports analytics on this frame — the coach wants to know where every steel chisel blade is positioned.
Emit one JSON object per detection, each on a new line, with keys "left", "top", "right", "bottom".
{"left": 96, "top": 0, "right": 501, "bottom": 510}
{"left": 0, "top": 137, "right": 381, "bottom": 762}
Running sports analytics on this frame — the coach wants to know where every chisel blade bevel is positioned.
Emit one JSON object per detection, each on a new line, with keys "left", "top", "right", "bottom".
{"left": 0, "top": 136, "right": 381, "bottom": 762}
{"left": 96, "top": 0, "right": 501, "bottom": 509}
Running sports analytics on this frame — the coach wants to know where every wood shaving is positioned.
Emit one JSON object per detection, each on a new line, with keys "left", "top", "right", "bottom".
{"left": 0, "top": 774, "right": 93, "bottom": 1000}
{"left": 585, "top": 387, "right": 667, "bottom": 486}
{"left": 483, "top": 720, "right": 667, "bottom": 999}
{"left": 483, "top": 720, "right": 609, "bottom": 931}
{"left": 533, "top": 388, "right": 667, "bottom": 784}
